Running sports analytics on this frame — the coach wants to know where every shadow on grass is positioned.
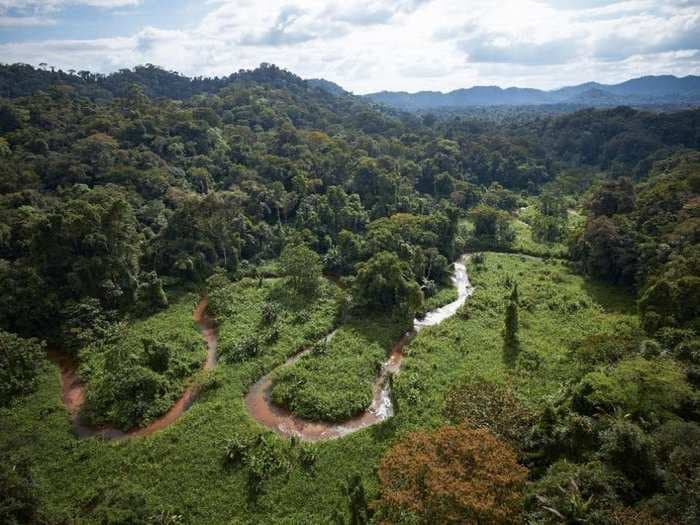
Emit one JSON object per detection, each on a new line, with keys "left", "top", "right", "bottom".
{"left": 583, "top": 279, "right": 636, "bottom": 315}
{"left": 266, "top": 278, "right": 322, "bottom": 311}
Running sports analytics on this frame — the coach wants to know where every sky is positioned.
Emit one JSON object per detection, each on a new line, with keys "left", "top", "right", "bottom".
{"left": 0, "top": 0, "right": 698, "bottom": 94}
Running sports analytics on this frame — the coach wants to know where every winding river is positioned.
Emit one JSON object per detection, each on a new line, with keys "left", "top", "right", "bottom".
{"left": 55, "top": 257, "right": 472, "bottom": 442}
{"left": 244, "top": 256, "right": 473, "bottom": 441}
{"left": 51, "top": 297, "right": 217, "bottom": 440}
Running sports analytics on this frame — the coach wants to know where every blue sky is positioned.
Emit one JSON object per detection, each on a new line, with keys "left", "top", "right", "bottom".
{"left": 0, "top": 1, "right": 208, "bottom": 43}
{"left": 0, "top": 0, "right": 698, "bottom": 93}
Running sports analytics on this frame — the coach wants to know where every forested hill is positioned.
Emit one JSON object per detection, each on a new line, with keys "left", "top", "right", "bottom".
{"left": 0, "top": 62, "right": 347, "bottom": 101}
{"left": 1, "top": 62, "right": 699, "bottom": 345}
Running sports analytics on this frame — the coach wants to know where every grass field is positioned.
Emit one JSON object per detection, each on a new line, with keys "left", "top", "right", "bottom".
{"left": 0, "top": 254, "right": 637, "bottom": 524}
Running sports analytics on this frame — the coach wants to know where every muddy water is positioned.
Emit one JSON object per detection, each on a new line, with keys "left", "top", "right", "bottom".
{"left": 51, "top": 297, "right": 217, "bottom": 440}
{"left": 244, "top": 256, "right": 473, "bottom": 442}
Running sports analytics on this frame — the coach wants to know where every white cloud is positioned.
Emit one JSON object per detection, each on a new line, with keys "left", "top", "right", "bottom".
{"left": 0, "top": 14, "right": 56, "bottom": 26}
{"left": 0, "top": 0, "right": 140, "bottom": 10}
{"left": 0, "top": 0, "right": 698, "bottom": 93}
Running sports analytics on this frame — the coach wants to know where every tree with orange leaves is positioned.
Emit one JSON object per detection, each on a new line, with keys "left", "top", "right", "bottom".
{"left": 376, "top": 426, "right": 527, "bottom": 524}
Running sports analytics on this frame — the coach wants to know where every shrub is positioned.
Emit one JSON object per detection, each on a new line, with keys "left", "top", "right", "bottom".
{"left": 599, "top": 420, "right": 659, "bottom": 494}
{"left": 444, "top": 378, "right": 534, "bottom": 446}
{"left": 0, "top": 330, "right": 45, "bottom": 407}
{"left": 223, "top": 435, "right": 251, "bottom": 466}
{"left": 260, "top": 301, "right": 280, "bottom": 325}
{"left": 298, "top": 443, "right": 318, "bottom": 473}
{"left": 220, "top": 336, "right": 262, "bottom": 364}
{"left": 141, "top": 338, "right": 171, "bottom": 373}
{"left": 0, "top": 459, "right": 40, "bottom": 525}
{"left": 572, "top": 357, "right": 691, "bottom": 421}
{"left": 376, "top": 426, "right": 527, "bottom": 524}
{"left": 524, "top": 460, "right": 632, "bottom": 524}
{"left": 85, "top": 482, "right": 152, "bottom": 525}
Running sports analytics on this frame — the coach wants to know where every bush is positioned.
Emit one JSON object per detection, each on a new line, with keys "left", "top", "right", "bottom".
{"left": 0, "top": 331, "right": 45, "bottom": 407}
{"left": 0, "top": 459, "right": 40, "bottom": 525}
{"left": 572, "top": 357, "right": 691, "bottom": 421}
{"left": 85, "top": 482, "right": 152, "bottom": 525}
{"left": 652, "top": 421, "right": 700, "bottom": 523}
{"left": 223, "top": 435, "right": 252, "bottom": 466}
{"left": 220, "top": 335, "right": 262, "bottom": 364}
{"left": 376, "top": 426, "right": 527, "bottom": 524}
{"left": 444, "top": 378, "right": 534, "bottom": 446}
{"left": 599, "top": 420, "right": 659, "bottom": 494}
{"left": 524, "top": 460, "right": 632, "bottom": 524}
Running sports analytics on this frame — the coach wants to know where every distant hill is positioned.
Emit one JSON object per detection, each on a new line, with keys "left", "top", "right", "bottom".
{"left": 306, "top": 78, "right": 348, "bottom": 96}
{"left": 365, "top": 75, "right": 700, "bottom": 110}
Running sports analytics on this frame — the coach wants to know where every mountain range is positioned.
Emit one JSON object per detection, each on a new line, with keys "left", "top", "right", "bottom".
{"left": 355, "top": 75, "right": 700, "bottom": 111}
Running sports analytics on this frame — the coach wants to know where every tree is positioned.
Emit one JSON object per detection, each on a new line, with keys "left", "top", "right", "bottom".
{"left": 353, "top": 251, "right": 423, "bottom": 323}
{"left": 573, "top": 356, "right": 691, "bottom": 421}
{"left": 587, "top": 178, "right": 635, "bottom": 217}
{"left": 279, "top": 243, "right": 322, "bottom": 296}
{"left": 470, "top": 205, "right": 514, "bottom": 249}
{"left": 137, "top": 271, "right": 168, "bottom": 311}
{"left": 0, "top": 330, "right": 45, "bottom": 407}
{"left": 503, "top": 284, "right": 520, "bottom": 367}
{"left": 332, "top": 474, "right": 371, "bottom": 525}
{"left": 572, "top": 215, "right": 637, "bottom": 285}
{"left": 376, "top": 426, "right": 527, "bottom": 524}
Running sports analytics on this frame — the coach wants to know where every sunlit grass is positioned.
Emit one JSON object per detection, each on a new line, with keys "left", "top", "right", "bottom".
{"left": 0, "top": 257, "right": 636, "bottom": 523}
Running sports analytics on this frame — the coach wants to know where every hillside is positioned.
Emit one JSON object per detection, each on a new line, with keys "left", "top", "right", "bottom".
{"left": 1, "top": 63, "right": 699, "bottom": 525}
{"left": 365, "top": 74, "right": 700, "bottom": 110}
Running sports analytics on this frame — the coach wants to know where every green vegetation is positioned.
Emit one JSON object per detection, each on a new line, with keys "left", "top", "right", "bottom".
{"left": 394, "top": 253, "right": 638, "bottom": 420}
{"left": 270, "top": 318, "right": 404, "bottom": 421}
{"left": 0, "top": 331, "right": 45, "bottom": 407}
{"left": 79, "top": 293, "right": 203, "bottom": 430}
{"left": 0, "top": 62, "right": 699, "bottom": 524}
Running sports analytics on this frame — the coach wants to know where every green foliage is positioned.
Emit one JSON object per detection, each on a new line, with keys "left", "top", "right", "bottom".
{"left": 353, "top": 251, "right": 423, "bottom": 323}
{"left": 85, "top": 482, "right": 152, "bottom": 525}
{"left": 599, "top": 419, "right": 659, "bottom": 494}
{"left": 573, "top": 356, "right": 691, "bottom": 421}
{"left": 503, "top": 283, "right": 520, "bottom": 366}
{"left": 0, "top": 331, "right": 45, "bottom": 406}
{"left": 0, "top": 459, "right": 40, "bottom": 525}
{"left": 279, "top": 243, "right": 322, "bottom": 297}
{"left": 137, "top": 271, "right": 168, "bottom": 312}
{"left": 270, "top": 319, "right": 401, "bottom": 421}
{"left": 0, "top": 62, "right": 698, "bottom": 524}
{"left": 525, "top": 460, "right": 632, "bottom": 524}
{"left": 444, "top": 378, "right": 534, "bottom": 446}
{"left": 79, "top": 294, "right": 202, "bottom": 429}
{"left": 332, "top": 474, "right": 371, "bottom": 525}
{"left": 469, "top": 205, "right": 515, "bottom": 249}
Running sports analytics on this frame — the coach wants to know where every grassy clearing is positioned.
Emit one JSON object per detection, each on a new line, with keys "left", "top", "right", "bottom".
{"left": 270, "top": 317, "right": 404, "bottom": 421}
{"left": 392, "top": 252, "right": 638, "bottom": 430}
{"left": 0, "top": 256, "right": 636, "bottom": 524}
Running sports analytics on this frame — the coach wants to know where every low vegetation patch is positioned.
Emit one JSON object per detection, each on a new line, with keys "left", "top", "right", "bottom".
{"left": 79, "top": 293, "right": 203, "bottom": 430}
{"left": 270, "top": 317, "right": 403, "bottom": 421}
